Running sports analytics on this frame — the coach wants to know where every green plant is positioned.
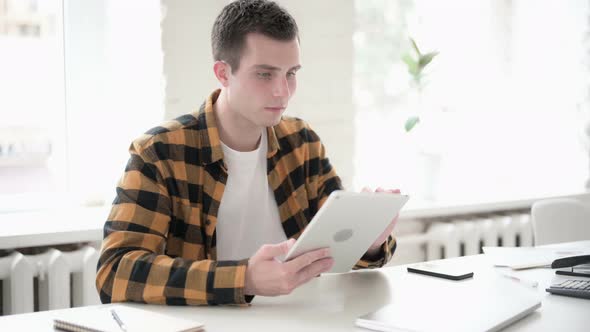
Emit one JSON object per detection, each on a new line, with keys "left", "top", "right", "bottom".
{"left": 401, "top": 38, "right": 439, "bottom": 132}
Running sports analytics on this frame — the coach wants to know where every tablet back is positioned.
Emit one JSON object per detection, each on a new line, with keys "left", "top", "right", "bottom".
{"left": 284, "top": 191, "right": 409, "bottom": 273}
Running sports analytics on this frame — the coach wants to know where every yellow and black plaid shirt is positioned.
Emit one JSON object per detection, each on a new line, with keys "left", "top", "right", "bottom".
{"left": 96, "top": 89, "right": 397, "bottom": 306}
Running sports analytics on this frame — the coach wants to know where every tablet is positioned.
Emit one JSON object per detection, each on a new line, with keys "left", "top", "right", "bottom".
{"left": 283, "top": 190, "right": 409, "bottom": 273}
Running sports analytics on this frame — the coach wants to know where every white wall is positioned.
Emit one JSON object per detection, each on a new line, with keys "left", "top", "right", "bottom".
{"left": 281, "top": 0, "right": 355, "bottom": 189}
{"left": 161, "top": 0, "right": 226, "bottom": 117}
{"left": 161, "top": 0, "right": 356, "bottom": 188}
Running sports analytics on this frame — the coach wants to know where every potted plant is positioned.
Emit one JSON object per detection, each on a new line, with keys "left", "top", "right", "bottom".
{"left": 401, "top": 38, "right": 443, "bottom": 201}
{"left": 402, "top": 38, "right": 439, "bottom": 132}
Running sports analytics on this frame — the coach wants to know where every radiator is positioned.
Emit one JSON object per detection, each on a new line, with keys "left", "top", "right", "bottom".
{"left": 424, "top": 212, "right": 533, "bottom": 260}
{"left": 0, "top": 245, "right": 100, "bottom": 315}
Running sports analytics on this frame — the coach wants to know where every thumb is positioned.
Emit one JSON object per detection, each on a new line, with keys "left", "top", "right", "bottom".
{"left": 258, "top": 238, "right": 296, "bottom": 259}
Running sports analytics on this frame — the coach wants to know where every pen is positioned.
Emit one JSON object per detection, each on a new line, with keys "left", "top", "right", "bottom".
{"left": 110, "top": 309, "right": 127, "bottom": 332}
{"left": 500, "top": 273, "right": 539, "bottom": 288}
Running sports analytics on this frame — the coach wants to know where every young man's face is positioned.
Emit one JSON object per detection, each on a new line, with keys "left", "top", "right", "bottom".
{"left": 225, "top": 33, "right": 301, "bottom": 128}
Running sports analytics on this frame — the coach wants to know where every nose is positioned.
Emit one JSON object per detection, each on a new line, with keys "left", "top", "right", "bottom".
{"left": 273, "top": 77, "right": 290, "bottom": 98}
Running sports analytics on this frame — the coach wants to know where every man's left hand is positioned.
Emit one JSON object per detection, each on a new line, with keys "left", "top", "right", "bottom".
{"left": 363, "top": 187, "right": 401, "bottom": 258}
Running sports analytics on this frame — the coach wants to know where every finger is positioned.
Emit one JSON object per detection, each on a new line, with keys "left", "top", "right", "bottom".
{"left": 295, "top": 257, "right": 334, "bottom": 286}
{"left": 383, "top": 216, "right": 398, "bottom": 232}
{"left": 258, "top": 239, "right": 295, "bottom": 259}
{"left": 377, "top": 228, "right": 396, "bottom": 246}
{"left": 376, "top": 187, "right": 385, "bottom": 192}
{"left": 380, "top": 224, "right": 395, "bottom": 241}
{"left": 285, "top": 247, "right": 331, "bottom": 273}
{"left": 286, "top": 238, "right": 296, "bottom": 249}
{"left": 361, "top": 187, "right": 371, "bottom": 192}
{"left": 374, "top": 218, "right": 397, "bottom": 244}
{"left": 388, "top": 188, "right": 401, "bottom": 194}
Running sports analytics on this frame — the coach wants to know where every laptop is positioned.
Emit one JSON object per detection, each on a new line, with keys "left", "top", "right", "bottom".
{"left": 356, "top": 274, "right": 541, "bottom": 332}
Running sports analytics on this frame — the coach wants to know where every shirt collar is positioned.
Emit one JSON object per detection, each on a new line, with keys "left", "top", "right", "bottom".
{"left": 198, "top": 89, "right": 280, "bottom": 165}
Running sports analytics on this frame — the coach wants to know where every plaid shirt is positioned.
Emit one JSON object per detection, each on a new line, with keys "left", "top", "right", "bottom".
{"left": 96, "top": 89, "right": 397, "bottom": 306}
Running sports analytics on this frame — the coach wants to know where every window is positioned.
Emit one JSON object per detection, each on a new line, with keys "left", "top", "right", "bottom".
{"left": 0, "top": 0, "right": 67, "bottom": 211}
{"left": 0, "top": 0, "right": 164, "bottom": 212}
{"left": 353, "top": 0, "right": 589, "bottom": 205}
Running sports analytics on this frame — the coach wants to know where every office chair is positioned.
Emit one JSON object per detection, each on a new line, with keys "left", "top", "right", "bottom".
{"left": 531, "top": 197, "right": 590, "bottom": 246}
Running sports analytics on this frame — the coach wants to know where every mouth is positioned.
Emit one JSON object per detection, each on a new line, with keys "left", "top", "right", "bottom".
{"left": 264, "top": 106, "right": 286, "bottom": 113}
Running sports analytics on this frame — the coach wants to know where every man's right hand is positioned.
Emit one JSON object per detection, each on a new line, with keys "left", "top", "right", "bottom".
{"left": 244, "top": 239, "right": 334, "bottom": 296}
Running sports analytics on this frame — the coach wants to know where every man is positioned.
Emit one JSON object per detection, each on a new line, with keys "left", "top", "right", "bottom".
{"left": 96, "top": 0, "right": 399, "bottom": 306}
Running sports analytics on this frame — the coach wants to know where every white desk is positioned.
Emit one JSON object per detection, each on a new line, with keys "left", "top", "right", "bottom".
{"left": 1, "top": 241, "right": 588, "bottom": 331}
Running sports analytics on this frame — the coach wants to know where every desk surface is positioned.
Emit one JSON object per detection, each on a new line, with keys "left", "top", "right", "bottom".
{"left": 1, "top": 241, "right": 589, "bottom": 331}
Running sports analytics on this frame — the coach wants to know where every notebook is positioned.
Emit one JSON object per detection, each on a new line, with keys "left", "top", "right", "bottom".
{"left": 53, "top": 305, "right": 204, "bottom": 332}
{"left": 355, "top": 275, "right": 541, "bottom": 332}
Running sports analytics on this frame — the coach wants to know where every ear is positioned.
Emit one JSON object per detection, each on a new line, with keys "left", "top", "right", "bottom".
{"left": 213, "top": 61, "right": 231, "bottom": 87}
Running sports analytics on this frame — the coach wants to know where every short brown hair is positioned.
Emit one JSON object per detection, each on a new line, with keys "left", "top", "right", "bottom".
{"left": 211, "top": 0, "right": 299, "bottom": 73}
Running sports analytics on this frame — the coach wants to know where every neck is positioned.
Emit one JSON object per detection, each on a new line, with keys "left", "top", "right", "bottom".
{"left": 214, "top": 89, "right": 263, "bottom": 152}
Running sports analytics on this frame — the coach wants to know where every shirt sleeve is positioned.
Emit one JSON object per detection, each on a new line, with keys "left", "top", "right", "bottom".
{"left": 353, "top": 235, "right": 397, "bottom": 269}
{"left": 96, "top": 140, "right": 250, "bottom": 306}
{"left": 314, "top": 136, "right": 344, "bottom": 210}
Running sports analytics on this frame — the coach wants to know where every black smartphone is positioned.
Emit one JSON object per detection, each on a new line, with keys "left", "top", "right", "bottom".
{"left": 407, "top": 263, "right": 474, "bottom": 281}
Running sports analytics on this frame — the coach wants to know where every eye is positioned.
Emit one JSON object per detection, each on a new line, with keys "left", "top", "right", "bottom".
{"left": 287, "top": 71, "right": 297, "bottom": 78}
{"left": 257, "top": 72, "right": 272, "bottom": 80}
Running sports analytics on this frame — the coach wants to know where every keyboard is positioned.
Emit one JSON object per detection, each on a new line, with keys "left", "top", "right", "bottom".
{"left": 546, "top": 279, "right": 590, "bottom": 299}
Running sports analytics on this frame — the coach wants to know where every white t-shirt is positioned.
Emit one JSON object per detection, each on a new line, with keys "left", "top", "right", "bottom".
{"left": 216, "top": 130, "right": 287, "bottom": 261}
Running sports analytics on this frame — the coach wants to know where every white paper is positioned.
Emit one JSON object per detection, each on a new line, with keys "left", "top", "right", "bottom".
{"left": 482, "top": 247, "right": 590, "bottom": 270}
